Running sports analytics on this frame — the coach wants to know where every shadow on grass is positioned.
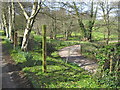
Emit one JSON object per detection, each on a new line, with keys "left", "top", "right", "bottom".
{"left": 23, "top": 64, "right": 86, "bottom": 88}
{"left": 2, "top": 39, "right": 13, "bottom": 55}
{"left": 28, "top": 39, "right": 57, "bottom": 56}
{"left": 16, "top": 58, "right": 66, "bottom": 70}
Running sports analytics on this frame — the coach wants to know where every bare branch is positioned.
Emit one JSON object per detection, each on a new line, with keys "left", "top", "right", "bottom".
{"left": 17, "top": 1, "right": 29, "bottom": 19}
{"left": 30, "top": 1, "right": 42, "bottom": 19}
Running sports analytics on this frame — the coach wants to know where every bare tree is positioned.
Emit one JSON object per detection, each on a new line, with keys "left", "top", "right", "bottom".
{"left": 73, "top": 2, "right": 87, "bottom": 40}
{"left": 100, "top": 1, "right": 114, "bottom": 44}
{"left": 87, "top": 1, "right": 98, "bottom": 41}
{"left": 17, "top": 0, "right": 42, "bottom": 51}
{"left": 73, "top": 0, "right": 98, "bottom": 41}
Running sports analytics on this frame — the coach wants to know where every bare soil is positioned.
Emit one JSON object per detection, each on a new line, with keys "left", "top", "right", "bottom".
{"left": 59, "top": 45, "right": 98, "bottom": 73}
{"left": 1, "top": 39, "right": 34, "bottom": 89}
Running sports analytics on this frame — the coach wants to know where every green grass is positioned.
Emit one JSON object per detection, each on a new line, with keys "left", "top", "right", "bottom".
{"left": 0, "top": 30, "right": 6, "bottom": 40}
{"left": 56, "top": 34, "right": 64, "bottom": 38}
{"left": 3, "top": 31, "right": 119, "bottom": 88}
{"left": 1, "top": 33, "right": 99, "bottom": 88}
{"left": 92, "top": 32, "right": 104, "bottom": 41}
{"left": 92, "top": 29, "right": 118, "bottom": 42}
{"left": 23, "top": 66, "right": 99, "bottom": 88}
{"left": 21, "top": 55, "right": 99, "bottom": 88}
{"left": 71, "top": 32, "right": 81, "bottom": 36}
{"left": 10, "top": 46, "right": 100, "bottom": 88}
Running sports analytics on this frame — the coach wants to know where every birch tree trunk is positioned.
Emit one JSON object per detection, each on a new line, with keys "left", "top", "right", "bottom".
{"left": 2, "top": 13, "right": 9, "bottom": 38}
{"left": 8, "top": 4, "right": 13, "bottom": 42}
{"left": 1, "top": 17, "right": 5, "bottom": 33}
{"left": 18, "top": 1, "right": 41, "bottom": 51}
{"left": 21, "top": 19, "right": 34, "bottom": 51}
{"left": 11, "top": 1, "right": 17, "bottom": 47}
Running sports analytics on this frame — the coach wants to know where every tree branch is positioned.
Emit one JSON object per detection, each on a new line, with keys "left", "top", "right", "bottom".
{"left": 17, "top": 1, "right": 29, "bottom": 19}
{"left": 30, "top": 1, "right": 42, "bottom": 19}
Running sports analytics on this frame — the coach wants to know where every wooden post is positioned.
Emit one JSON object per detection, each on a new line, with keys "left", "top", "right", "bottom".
{"left": 42, "top": 25, "right": 47, "bottom": 73}
{"left": 14, "top": 32, "right": 17, "bottom": 49}
{"left": 109, "top": 55, "right": 113, "bottom": 73}
{"left": 80, "top": 45, "right": 82, "bottom": 55}
{"left": 66, "top": 48, "right": 70, "bottom": 63}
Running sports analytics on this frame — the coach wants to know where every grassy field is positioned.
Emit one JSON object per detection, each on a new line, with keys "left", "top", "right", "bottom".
{"left": 8, "top": 42, "right": 100, "bottom": 88}
{"left": 1, "top": 31, "right": 100, "bottom": 88}
{"left": 1, "top": 30, "right": 119, "bottom": 88}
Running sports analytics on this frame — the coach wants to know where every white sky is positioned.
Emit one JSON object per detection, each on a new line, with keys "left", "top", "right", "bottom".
{"left": 0, "top": 0, "right": 120, "bottom": 2}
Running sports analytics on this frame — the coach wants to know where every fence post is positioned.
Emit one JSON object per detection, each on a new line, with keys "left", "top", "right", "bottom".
{"left": 14, "top": 32, "right": 17, "bottom": 49}
{"left": 80, "top": 45, "right": 82, "bottom": 55}
{"left": 42, "top": 25, "right": 47, "bottom": 73}
{"left": 66, "top": 48, "right": 70, "bottom": 63}
{"left": 109, "top": 55, "right": 113, "bottom": 73}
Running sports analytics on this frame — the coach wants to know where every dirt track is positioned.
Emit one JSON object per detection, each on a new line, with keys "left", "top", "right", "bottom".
{"left": 59, "top": 45, "right": 98, "bottom": 73}
{"left": 0, "top": 37, "right": 33, "bottom": 89}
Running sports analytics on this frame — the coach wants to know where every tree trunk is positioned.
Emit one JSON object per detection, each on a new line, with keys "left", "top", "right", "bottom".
{"left": 77, "top": 16, "right": 87, "bottom": 40}
{"left": 118, "top": 2, "right": 120, "bottom": 43}
{"left": 106, "top": 17, "right": 110, "bottom": 45}
{"left": 3, "top": 13, "right": 9, "bottom": 38}
{"left": 12, "top": 1, "right": 15, "bottom": 43}
{"left": 21, "top": 28, "right": 31, "bottom": 51}
{"left": 18, "top": 1, "right": 41, "bottom": 51}
{"left": 1, "top": 17, "right": 6, "bottom": 35}
{"left": 21, "top": 19, "right": 31, "bottom": 51}
{"left": 1, "top": 18, "right": 4, "bottom": 30}
{"left": 8, "top": 4, "right": 13, "bottom": 42}
{"left": 53, "top": 17, "right": 57, "bottom": 40}
{"left": 73, "top": 2, "right": 87, "bottom": 39}
{"left": 65, "top": 29, "right": 68, "bottom": 40}
{"left": 42, "top": 25, "right": 47, "bottom": 73}
{"left": 88, "top": 22, "right": 94, "bottom": 42}
{"left": 21, "top": 19, "right": 34, "bottom": 51}
{"left": 118, "top": 24, "right": 120, "bottom": 43}
{"left": 50, "top": 30, "right": 54, "bottom": 39}
{"left": 88, "top": 2, "right": 97, "bottom": 42}
{"left": 106, "top": 28, "right": 110, "bottom": 45}
{"left": 89, "top": 30, "right": 92, "bottom": 41}
{"left": 88, "top": 21, "right": 93, "bottom": 41}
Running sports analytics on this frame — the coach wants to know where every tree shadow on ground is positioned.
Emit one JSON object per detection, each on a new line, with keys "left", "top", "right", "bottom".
{"left": 2, "top": 63, "right": 34, "bottom": 88}
{"left": 16, "top": 59, "right": 66, "bottom": 70}
{"left": 23, "top": 64, "right": 86, "bottom": 88}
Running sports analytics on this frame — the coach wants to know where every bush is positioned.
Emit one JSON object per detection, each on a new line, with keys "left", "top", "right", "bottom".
{"left": 94, "top": 43, "right": 120, "bottom": 88}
